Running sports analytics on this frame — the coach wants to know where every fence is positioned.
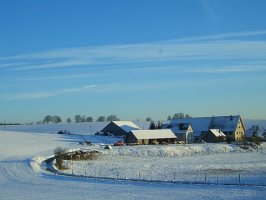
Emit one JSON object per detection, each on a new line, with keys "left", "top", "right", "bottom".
{"left": 63, "top": 163, "right": 266, "bottom": 186}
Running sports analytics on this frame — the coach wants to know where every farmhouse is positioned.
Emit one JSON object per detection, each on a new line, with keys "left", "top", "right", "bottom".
{"left": 162, "top": 123, "right": 194, "bottom": 143}
{"left": 100, "top": 121, "right": 141, "bottom": 136}
{"left": 167, "top": 115, "right": 245, "bottom": 142}
{"left": 125, "top": 129, "right": 177, "bottom": 145}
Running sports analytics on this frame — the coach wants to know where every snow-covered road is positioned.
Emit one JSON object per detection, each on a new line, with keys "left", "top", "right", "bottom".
{"left": 0, "top": 130, "right": 266, "bottom": 200}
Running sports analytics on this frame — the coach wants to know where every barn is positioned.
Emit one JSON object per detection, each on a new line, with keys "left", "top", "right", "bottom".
{"left": 100, "top": 121, "right": 141, "bottom": 136}
{"left": 125, "top": 129, "right": 177, "bottom": 145}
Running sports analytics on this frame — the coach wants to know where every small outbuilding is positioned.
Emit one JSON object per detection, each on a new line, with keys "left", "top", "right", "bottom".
{"left": 100, "top": 121, "right": 141, "bottom": 136}
{"left": 125, "top": 129, "right": 177, "bottom": 145}
{"left": 162, "top": 123, "right": 194, "bottom": 143}
{"left": 201, "top": 129, "right": 226, "bottom": 143}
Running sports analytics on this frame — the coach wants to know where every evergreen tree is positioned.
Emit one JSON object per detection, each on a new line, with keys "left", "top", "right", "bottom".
{"left": 149, "top": 121, "right": 156, "bottom": 130}
{"left": 156, "top": 121, "right": 162, "bottom": 129}
{"left": 146, "top": 117, "right": 152, "bottom": 122}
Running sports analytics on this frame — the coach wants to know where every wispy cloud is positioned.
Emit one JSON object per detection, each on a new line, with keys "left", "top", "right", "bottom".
{"left": 1, "top": 85, "right": 96, "bottom": 100}
{"left": 181, "top": 65, "right": 266, "bottom": 74}
{"left": 0, "top": 30, "right": 266, "bottom": 73}
{"left": 16, "top": 73, "right": 96, "bottom": 81}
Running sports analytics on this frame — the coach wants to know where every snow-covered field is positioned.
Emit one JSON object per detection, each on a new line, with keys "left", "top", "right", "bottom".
{"left": 62, "top": 144, "right": 266, "bottom": 185}
{"left": 1, "top": 124, "right": 266, "bottom": 199}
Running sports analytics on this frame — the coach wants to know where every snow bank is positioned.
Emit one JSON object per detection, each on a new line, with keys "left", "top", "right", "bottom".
{"left": 106, "top": 143, "right": 239, "bottom": 157}
{"left": 30, "top": 157, "right": 47, "bottom": 174}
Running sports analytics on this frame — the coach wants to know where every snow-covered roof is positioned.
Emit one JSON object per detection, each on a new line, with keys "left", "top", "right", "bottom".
{"left": 210, "top": 116, "right": 241, "bottom": 132}
{"left": 170, "top": 115, "right": 242, "bottom": 136}
{"left": 171, "top": 118, "right": 210, "bottom": 131}
{"left": 130, "top": 129, "right": 177, "bottom": 140}
{"left": 170, "top": 127, "right": 187, "bottom": 134}
{"left": 112, "top": 121, "right": 141, "bottom": 132}
{"left": 166, "top": 123, "right": 193, "bottom": 135}
{"left": 209, "top": 129, "right": 226, "bottom": 137}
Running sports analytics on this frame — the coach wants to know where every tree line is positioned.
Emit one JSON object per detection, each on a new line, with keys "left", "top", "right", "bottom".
{"left": 148, "top": 112, "right": 192, "bottom": 130}
{"left": 34, "top": 112, "right": 191, "bottom": 125}
{"left": 41, "top": 114, "right": 120, "bottom": 124}
{"left": 145, "top": 112, "right": 191, "bottom": 122}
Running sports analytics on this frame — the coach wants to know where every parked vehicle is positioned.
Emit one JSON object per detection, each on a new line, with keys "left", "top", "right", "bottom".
{"left": 84, "top": 141, "right": 92, "bottom": 145}
{"left": 114, "top": 140, "right": 124, "bottom": 146}
{"left": 57, "top": 130, "right": 70, "bottom": 134}
{"left": 79, "top": 141, "right": 92, "bottom": 145}
{"left": 94, "top": 131, "right": 113, "bottom": 136}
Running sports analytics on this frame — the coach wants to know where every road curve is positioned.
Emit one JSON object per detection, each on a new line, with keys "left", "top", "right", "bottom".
{"left": 1, "top": 157, "right": 266, "bottom": 200}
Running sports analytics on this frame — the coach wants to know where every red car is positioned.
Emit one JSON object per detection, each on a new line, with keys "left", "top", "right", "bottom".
{"left": 114, "top": 141, "right": 124, "bottom": 146}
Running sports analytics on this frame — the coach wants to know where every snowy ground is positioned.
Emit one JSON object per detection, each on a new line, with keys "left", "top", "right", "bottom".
{"left": 62, "top": 143, "right": 266, "bottom": 185}
{"left": 1, "top": 125, "right": 266, "bottom": 199}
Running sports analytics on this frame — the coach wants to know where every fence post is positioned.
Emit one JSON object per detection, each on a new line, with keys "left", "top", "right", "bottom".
{"left": 173, "top": 172, "right": 176, "bottom": 181}
{"left": 205, "top": 171, "right": 207, "bottom": 183}
{"left": 116, "top": 170, "right": 119, "bottom": 179}
{"left": 238, "top": 173, "right": 241, "bottom": 184}
{"left": 217, "top": 174, "right": 218, "bottom": 183}
{"left": 139, "top": 172, "right": 141, "bottom": 180}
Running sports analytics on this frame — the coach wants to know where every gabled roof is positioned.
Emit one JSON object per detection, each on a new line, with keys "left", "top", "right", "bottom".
{"left": 168, "top": 123, "right": 193, "bottom": 135}
{"left": 112, "top": 121, "right": 141, "bottom": 132}
{"left": 169, "top": 115, "right": 243, "bottom": 137}
{"left": 130, "top": 129, "right": 177, "bottom": 140}
{"left": 210, "top": 116, "right": 241, "bottom": 132}
{"left": 210, "top": 129, "right": 226, "bottom": 137}
{"left": 170, "top": 117, "right": 211, "bottom": 136}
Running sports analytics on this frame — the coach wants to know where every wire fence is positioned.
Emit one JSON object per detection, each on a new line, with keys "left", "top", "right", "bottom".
{"left": 63, "top": 163, "right": 266, "bottom": 186}
{"left": 55, "top": 147, "right": 266, "bottom": 186}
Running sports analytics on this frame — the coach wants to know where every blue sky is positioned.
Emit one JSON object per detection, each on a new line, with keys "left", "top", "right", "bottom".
{"left": 1, "top": 0, "right": 266, "bottom": 123}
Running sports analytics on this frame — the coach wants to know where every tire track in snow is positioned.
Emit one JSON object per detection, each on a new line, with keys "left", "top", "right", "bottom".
{"left": 0, "top": 159, "right": 41, "bottom": 186}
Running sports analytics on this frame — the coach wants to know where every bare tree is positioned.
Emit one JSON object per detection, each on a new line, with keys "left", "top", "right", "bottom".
{"left": 66, "top": 118, "right": 72, "bottom": 123}
{"left": 86, "top": 116, "right": 93, "bottom": 122}
{"left": 43, "top": 115, "right": 52, "bottom": 124}
{"left": 97, "top": 116, "right": 105, "bottom": 122}
{"left": 51, "top": 115, "right": 62, "bottom": 124}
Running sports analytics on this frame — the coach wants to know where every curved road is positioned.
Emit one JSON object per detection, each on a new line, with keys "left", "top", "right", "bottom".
{"left": 0, "top": 131, "right": 265, "bottom": 200}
